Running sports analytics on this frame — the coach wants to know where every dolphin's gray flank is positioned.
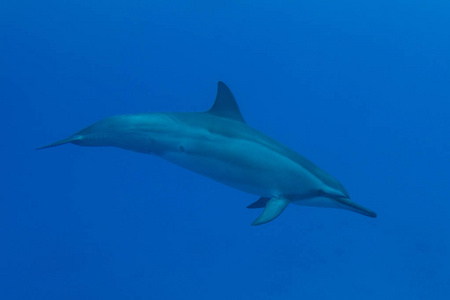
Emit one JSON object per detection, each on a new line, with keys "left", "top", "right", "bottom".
{"left": 38, "top": 82, "right": 377, "bottom": 225}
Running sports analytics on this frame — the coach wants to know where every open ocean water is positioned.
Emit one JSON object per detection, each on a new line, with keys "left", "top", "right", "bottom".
{"left": 1, "top": 1, "right": 449, "bottom": 299}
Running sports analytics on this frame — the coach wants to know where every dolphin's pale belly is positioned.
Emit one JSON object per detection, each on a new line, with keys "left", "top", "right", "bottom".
{"left": 157, "top": 133, "right": 322, "bottom": 198}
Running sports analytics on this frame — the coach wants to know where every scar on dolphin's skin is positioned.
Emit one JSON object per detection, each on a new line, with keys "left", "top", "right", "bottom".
{"left": 38, "top": 82, "right": 376, "bottom": 225}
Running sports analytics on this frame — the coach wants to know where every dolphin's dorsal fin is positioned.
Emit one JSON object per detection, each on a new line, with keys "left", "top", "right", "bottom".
{"left": 207, "top": 81, "right": 246, "bottom": 123}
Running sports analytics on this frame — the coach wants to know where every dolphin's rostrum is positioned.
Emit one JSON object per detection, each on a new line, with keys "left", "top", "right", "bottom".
{"left": 38, "top": 82, "right": 376, "bottom": 225}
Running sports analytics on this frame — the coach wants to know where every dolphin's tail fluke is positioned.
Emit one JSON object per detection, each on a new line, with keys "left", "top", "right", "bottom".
{"left": 335, "top": 197, "right": 377, "bottom": 218}
{"left": 36, "top": 135, "right": 81, "bottom": 150}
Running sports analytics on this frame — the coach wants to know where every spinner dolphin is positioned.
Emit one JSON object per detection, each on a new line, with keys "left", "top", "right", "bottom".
{"left": 39, "top": 82, "right": 376, "bottom": 225}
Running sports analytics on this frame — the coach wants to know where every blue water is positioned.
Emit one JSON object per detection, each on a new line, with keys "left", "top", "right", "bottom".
{"left": 1, "top": 1, "right": 449, "bottom": 299}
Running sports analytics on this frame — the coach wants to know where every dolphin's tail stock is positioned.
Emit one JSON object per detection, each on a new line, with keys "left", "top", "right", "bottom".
{"left": 36, "top": 135, "right": 81, "bottom": 150}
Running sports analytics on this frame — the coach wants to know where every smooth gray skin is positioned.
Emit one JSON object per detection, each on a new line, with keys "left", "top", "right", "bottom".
{"left": 38, "top": 82, "right": 376, "bottom": 225}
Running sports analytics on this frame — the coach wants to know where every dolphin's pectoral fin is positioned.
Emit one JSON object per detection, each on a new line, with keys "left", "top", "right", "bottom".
{"left": 251, "top": 197, "right": 289, "bottom": 226}
{"left": 247, "top": 197, "right": 270, "bottom": 209}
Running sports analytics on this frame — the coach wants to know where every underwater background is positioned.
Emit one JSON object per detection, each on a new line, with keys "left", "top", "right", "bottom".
{"left": 1, "top": 1, "right": 449, "bottom": 299}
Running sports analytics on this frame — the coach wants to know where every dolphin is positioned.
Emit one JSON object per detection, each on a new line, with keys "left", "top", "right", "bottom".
{"left": 38, "top": 82, "right": 376, "bottom": 225}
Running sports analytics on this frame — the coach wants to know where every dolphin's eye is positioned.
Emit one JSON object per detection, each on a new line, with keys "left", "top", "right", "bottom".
{"left": 179, "top": 145, "right": 186, "bottom": 152}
